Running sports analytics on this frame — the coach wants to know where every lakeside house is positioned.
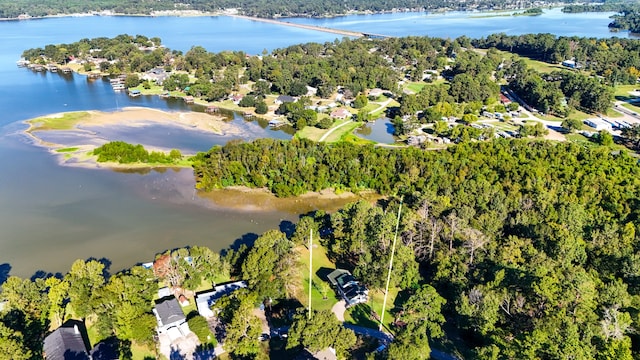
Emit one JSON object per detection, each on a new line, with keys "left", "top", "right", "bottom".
{"left": 128, "top": 89, "right": 141, "bottom": 97}
{"left": 183, "top": 96, "right": 195, "bottom": 104}
{"left": 153, "top": 296, "right": 190, "bottom": 337}
{"left": 327, "top": 269, "right": 368, "bottom": 307}
{"left": 330, "top": 108, "right": 352, "bottom": 119}
{"left": 275, "top": 95, "right": 297, "bottom": 105}
{"left": 43, "top": 324, "right": 90, "bottom": 360}
{"left": 196, "top": 280, "right": 248, "bottom": 318}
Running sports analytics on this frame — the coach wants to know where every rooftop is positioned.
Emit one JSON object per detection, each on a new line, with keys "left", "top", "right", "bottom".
{"left": 155, "top": 297, "right": 185, "bottom": 327}
{"left": 43, "top": 325, "right": 89, "bottom": 360}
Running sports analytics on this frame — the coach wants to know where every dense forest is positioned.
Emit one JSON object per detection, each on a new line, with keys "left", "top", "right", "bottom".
{"left": 0, "top": 0, "right": 597, "bottom": 19}
{"left": 3, "top": 138, "right": 640, "bottom": 358}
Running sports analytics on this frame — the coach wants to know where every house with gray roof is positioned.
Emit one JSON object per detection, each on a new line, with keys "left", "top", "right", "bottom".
{"left": 153, "top": 297, "right": 187, "bottom": 334}
{"left": 327, "top": 269, "right": 368, "bottom": 307}
{"left": 43, "top": 324, "right": 90, "bottom": 360}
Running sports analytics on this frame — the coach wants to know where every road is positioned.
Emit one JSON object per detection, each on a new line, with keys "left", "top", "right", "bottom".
{"left": 318, "top": 119, "right": 353, "bottom": 142}
{"left": 318, "top": 99, "right": 392, "bottom": 142}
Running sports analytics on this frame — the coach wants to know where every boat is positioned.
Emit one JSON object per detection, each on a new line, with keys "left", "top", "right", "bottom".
{"left": 112, "top": 84, "right": 125, "bottom": 91}
{"left": 16, "top": 59, "right": 30, "bottom": 67}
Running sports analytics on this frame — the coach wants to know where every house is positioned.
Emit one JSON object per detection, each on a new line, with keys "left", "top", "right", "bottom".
{"left": 196, "top": 280, "right": 248, "bottom": 318}
{"left": 230, "top": 94, "right": 244, "bottom": 104}
{"left": 153, "top": 297, "right": 187, "bottom": 334}
{"left": 43, "top": 324, "right": 90, "bottom": 360}
{"left": 306, "top": 86, "right": 318, "bottom": 96}
{"left": 584, "top": 118, "right": 612, "bottom": 131}
{"left": 327, "top": 269, "right": 368, "bottom": 307}
{"left": 294, "top": 347, "right": 338, "bottom": 360}
{"left": 368, "top": 88, "right": 384, "bottom": 98}
{"left": 562, "top": 59, "right": 580, "bottom": 69}
{"left": 128, "top": 89, "right": 141, "bottom": 97}
{"left": 183, "top": 96, "right": 194, "bottom": 104}
{"left": 275, "top": 95, "right": 296, "bottom": 105}
{"left": 330, "top": 108, "right": 351, "bottom": 119}
{"left": 142, "top": 68, "right": 168, "bottom": 84}
{"left": 499, "top": 94, "right": 512, "bottom": 105}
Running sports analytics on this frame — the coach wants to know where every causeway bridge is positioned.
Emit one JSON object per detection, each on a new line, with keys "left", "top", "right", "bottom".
{"left": 228, "top": 14, "right": 393, "bottom": 39}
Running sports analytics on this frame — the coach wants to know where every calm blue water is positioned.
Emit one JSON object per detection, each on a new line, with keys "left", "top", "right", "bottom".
{"left": 0, "top": 10, "right": 631, "bottom": 277}
{"left": 356, "top": 118, "right": 396, "bottom": 144}
{"left": 286, "top": 8, "right": 628, "bottom": 39}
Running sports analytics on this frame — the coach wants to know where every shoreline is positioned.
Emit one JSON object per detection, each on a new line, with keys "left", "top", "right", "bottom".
{"left": 23, "top": 107, "right": 242, "bottom": 169}
{"left": 0, "top": 5, "right": 550, "bottom": 22}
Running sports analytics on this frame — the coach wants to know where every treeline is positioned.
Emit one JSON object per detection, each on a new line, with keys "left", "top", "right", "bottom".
{"left": 93, "top": 141, "right": 182, "bottom": 164}
{"left": 191, "top": 137, "right": 635, "bottom": 198}
{"left": 0, "top": 0, "right": 595, "bottom": 19}
{"left": 195, "top": 137, "right": 640, "bottom": 358}
{"left": 562, "top": 2, "right": 632, "bottom": 13}
{"left": 609, "top": 6, "right": 640, "bottom": 33}
{"left": 473, "top": 33, "right": 640, "bottom": 85}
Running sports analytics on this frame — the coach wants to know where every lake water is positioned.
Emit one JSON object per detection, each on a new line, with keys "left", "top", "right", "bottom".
{"left": 0, "top": 9, "right": 629, "bottom": 277}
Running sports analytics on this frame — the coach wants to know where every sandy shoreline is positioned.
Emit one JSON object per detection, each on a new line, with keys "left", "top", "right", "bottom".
{"left": 23, "top": 107, "right": 242, "bottom": 169}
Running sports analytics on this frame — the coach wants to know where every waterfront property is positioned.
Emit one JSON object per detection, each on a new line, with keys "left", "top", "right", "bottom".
{"left": 196, "top": 280, "right": 248, "bottom": 318}
{"left": 154, "top": 296, "right": 188, "bottom": 335}
{"left": 43, "top": 324, "right": 90, "bottom": 360}
{"left": 327, "top": 269, "right": 368, "bottom": 307}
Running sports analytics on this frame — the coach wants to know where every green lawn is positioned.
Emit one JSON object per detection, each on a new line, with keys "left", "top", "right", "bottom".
{"left": 297, "top": 245, "right": 340, "bottom": 313}
{"left": 27, "top": 111, "right": 90, "bottom": 131}
{"left": 55, "top": 147, "right": 79, "bottom": 153}
{"left": 328, "top": 121, "right": 364, "bottom": 143}
{"left": 621, "top": 102, "right": 640, "bottom": 114}
{"left": 405, "top": 82, "right": 426, "bottom": 93}
{"left": 344, "top": 287, "right": 400, "bottom": 332}
{"left": 614, "top": 84, "right": 639, "bottom": 99}
{"left": 296, "top": 125, "right": 330, "bottom": 142}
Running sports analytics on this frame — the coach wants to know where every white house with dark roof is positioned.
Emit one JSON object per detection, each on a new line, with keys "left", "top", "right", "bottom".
{"left": 43, "top": 325, "right": 90, "bottom": 360}
{"left": 153, "top": 297, "right": 188, "bottom": 335}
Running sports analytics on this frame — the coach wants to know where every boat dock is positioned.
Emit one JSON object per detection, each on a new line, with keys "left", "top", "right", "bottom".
{"left": 228, "top": 15, "right": 392, "bottom": 39}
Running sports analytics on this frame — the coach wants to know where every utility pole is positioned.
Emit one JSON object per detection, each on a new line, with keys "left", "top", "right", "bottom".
{"left": 309, "top": 229, "right": 313, "bottom": 320}
{"left": 379, "top": 196, "right": 403, "bottom": 331}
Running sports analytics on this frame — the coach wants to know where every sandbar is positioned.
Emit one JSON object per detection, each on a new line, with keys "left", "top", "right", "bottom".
{"left": 23, "top": 107, "right": 242, "bottom": 169}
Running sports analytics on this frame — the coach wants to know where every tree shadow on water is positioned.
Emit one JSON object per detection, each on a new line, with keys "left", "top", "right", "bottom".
{"left": 279, "top": 220, "right": 296, "bottom": 238}
{"left": 0, "top": 263, "right": 11, "bottom": 285}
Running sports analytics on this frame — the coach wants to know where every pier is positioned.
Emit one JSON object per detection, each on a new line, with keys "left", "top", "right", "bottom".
{"left": 228, "top": 15, "right": 393, "bottom": 39}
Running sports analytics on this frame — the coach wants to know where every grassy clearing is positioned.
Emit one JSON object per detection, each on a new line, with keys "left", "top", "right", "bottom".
{"left": 405, "top": 82, "right": 426, "bottom": 93}
{"left": 296, "top": 125, "right": 328, "bottom": 142}
{"left": 27, "top": 111, "right": 90, "bottom": 131}
{"left": 344, "top": 287, "right": 399, "bottom": 331}
{"left": 297, "top": 245, "right": 340, "bottom": 313}
{"left": 614, "top": 84, "right": 638, "bottom": 99}
{"left": 329, "top": 122, "right": 363, "bottom": 143}
{"left": 131, "top": 342, "right": 155, "bottom": 360}
{"left": 55, "top": 147, "right": 79, "bottom": 153}
{"left": 621, "top": 102, "right": 640, "bottom": 114}
{"left": 343, "top": 133, "right": 376, "bottom": 145}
